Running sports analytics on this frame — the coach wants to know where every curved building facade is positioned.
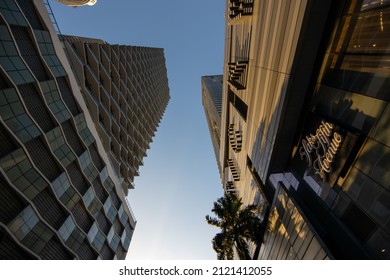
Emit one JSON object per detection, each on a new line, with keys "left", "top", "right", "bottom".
{"left": 0, "top": 0, "right": 169, "bottom": 259}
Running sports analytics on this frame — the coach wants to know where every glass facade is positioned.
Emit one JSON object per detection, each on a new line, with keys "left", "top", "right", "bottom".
{"left": 285, "top": 0, "right": 390, "bottom": 259}
{"left": 0, "top": 0, "right": 136, "bottom": 259}
{"left": 201, "top": 75, "right": 223, "bottom": 177}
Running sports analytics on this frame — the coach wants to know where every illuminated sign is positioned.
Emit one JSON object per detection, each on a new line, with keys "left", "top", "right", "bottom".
{"left": 299, "top": 121, "right": 343, "bottom": 181}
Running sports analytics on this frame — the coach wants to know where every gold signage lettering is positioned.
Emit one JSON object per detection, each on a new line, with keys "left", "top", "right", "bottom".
{"left": 299, "top": 122, "right": 342, "bottom": 181}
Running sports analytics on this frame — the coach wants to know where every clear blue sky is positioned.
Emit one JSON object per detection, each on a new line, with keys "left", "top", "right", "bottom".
{"left": 49, "top": 0, "right": 225, "bottom": 259}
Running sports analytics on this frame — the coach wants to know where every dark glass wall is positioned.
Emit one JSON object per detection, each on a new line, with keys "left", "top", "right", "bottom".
{"left": 288, "top": 0, "right": 390, "bottom": 259}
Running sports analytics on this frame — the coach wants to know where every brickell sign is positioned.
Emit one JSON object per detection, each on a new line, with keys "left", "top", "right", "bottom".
{"left": 299, "top": 121, "right": 343, "bottom": 182}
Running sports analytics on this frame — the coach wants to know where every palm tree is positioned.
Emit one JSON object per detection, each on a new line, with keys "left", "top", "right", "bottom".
{"left": 206, "top": 193, "right": 265, "bottom": 260}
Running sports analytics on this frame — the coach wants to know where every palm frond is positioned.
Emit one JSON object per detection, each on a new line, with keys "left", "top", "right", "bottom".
{"left": 205, "top": 215, "right": 221, "bottom": 227}
{"left": 206, "top": 194, "right": 265, "bottom": 260}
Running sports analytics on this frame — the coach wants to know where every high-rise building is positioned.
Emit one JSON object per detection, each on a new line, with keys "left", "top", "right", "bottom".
{"left": 60, "top": 35, "right": 170, "bottom": 193}
{"left": 56, "top": 0, "right": 97, "bottom": 7}
{"left": 207, "top": 0, "right": 390, "bottom": 259}
{"left": 0, "top": 0, "right": 169, "bottom": 259}
{"left": 201, "top": 75, "right": 223, "bottom": 177}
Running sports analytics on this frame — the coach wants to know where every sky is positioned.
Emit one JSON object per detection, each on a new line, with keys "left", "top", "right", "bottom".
{"left": 49, "top": 0, "right": 226, "bottom": 259}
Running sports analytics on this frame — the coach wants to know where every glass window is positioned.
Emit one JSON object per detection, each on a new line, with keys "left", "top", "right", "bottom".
{"left": 118, "top": 204, "right": 129, "bottom": 225}
{"left": 312, "top": 85, "right": 386, "bottom": 134}
{"left": 370, "top": 103, "right": 390, "bottom": 146}
{"left": 0, "top": 88, "right": 40, "bottom": 142}
{"left": 8, "top": 205, "right": 55, "bottom": 255}
{"left": 292, "top": 222, "right": 310, "bottom": 255}
{"left": 0, "top": 25, "right": 11, "bottom": 41}
{"left": 343, "top": 165, "right": 389, "bottom": 234}
{"left": 34, "top": 30, "right": 66, "bottom": 78}
{"left": 83, "top": 187, "right": 95, "bottom": 207}
{"left": 355, "top": 139, "right": 390, "bottom": 190}
{"left": 0, "top": 25, "right": 34, "bottom": 85}
{"left": 121, "top": 230, "right": 131, "bottom": 249}
{"left": 41, "top": 54, "right": 66, "bottom": 77}
{"left": 0, "top": 0, "right": 28, "bottom": 27}
{"left": 59, "top": 186, "right": 80, "bottom": 210}
{"left": 40, "top": 80, "right": 71, "bottom": 123}
{"left": 107, "top": 226, "right": 114, "bottom": 243}
{"left": 83, "top": 188, "right": 102, "bottom": 216}
{"left": 79, "top": 150, "right": 98, "bottom": 182}
{"left": 52, "top": 171, "right": 71, "bottom": 198}
{"left": 103, "top": 176, "right": 115, "bottom": 192}
{"left": 361, "top": 0, "right": 390, "bottom": 11}
{"left": 58, "top": 215, "right": 85, "bottom": 252}
{"left": 110, "top": 232, "right": 120, "bottom": 251}
{"left": 65, "top": 228, "right": 84, "bottom": 252}
{"left": 34, "top": 30, "right": 53, "bottom": 54}
{"left": 58, "top": 215, "right": 76, "bottom": 240}
{"left": 1, "top": 41, "right": 17, "bottom": 56}
{"left": 0, "top": 148, "right": 48, "bottom": 200}
{"left": 103, "top": 198, "right": 117, "bottom": 222}
{"left": 302, "top": 236, "right": 322, "bottom": 259}
{"left": 365, "top": 227, "right": 390, "bottom": 259}
{"left": 297, "top": 231, "right": 314, "bottom": 259}
{"left": 21, "top": 221, "right": 52, "bottom": 254}
{"left": 74, "top": 113, "right": 95, "bottom": 147}
{"left": 8, "top": 205, "right": 39, "bottom": 240}
{"left": 87, "top": 222, "right": 98, "bottom": 242}
{"left": 79, "top": 150, "right": 90, "bottom": 170}
{"left": 323, "top": 6, "right": 390, "bottom": 100}
{"left": 106, "top": 226, "right": 120, "bottom": 251}
{"left": 99, "top": 166, "right": 109, "bottom": 183}
{"left": 91, "top": 226, "right": 105, "bottom": 251}
{"left": 46, "top": 126, "right": 76, "bottom": 167}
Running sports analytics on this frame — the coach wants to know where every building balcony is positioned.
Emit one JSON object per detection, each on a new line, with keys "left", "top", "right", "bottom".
{"left": 228, "top": 123, "right": 242, "bottom": 152}
{"left": 225, "top": 181, "right": 237, "bottom": 194}
{"left": 228, "top": 60, "right": 248, "bottom": 90}
{"left": 227, "top": 158, "right": 240, "bottom": 181}
{"left": 229, "top": 0, "right": 254, "bottom": 21}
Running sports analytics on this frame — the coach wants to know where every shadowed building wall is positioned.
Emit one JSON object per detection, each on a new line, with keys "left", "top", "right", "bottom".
{"left": 215, "top": 0, "right": 390, "bottom": 259}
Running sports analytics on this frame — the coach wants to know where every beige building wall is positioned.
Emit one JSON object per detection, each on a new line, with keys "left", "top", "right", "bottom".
{"left": 218, "top": 0, "right": 334, "bottom": 259}
{"left": 220, "top": 0, "right": 308, "bottom": 208}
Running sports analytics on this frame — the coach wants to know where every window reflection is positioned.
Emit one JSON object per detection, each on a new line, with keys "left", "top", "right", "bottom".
{"left": 8, "top": 205, "right": 55, "bottom": 255}
{"left": 0, "top": 88, "right": 41, "bottom": 142}
{"left": 258, "top": 187, "right": 329, "bottom": 259}
{"left": 361, "top": 0, "right": 390, "bottom": 11}
{"left": 40, "top": 80, "right": 72, "bottom": 123}
{"left": 46, "top": 126, "right": 76, "bottom": 167}
{"left": 74, "top": 113, "right": 95, "bottom": 146}
{"left": 324, "top": 6, "right": 390, "bottom": 99}
{"left": 0, "top": 148, "right": 48, "bottom": 200}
